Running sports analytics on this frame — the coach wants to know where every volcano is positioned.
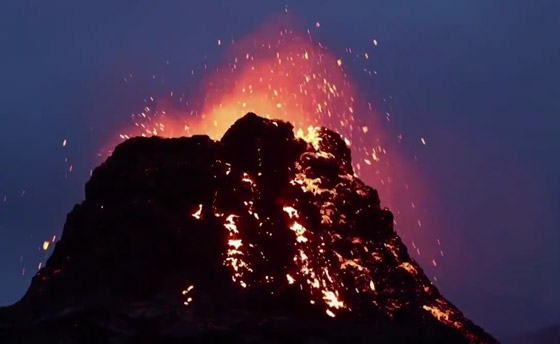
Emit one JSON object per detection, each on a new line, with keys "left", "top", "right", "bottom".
{"left": 0, "top": 114, "right": 495, "bottom": 343}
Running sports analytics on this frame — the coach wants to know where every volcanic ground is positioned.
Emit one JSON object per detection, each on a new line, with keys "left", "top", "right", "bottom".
{"left": 0, "top": 113, "right": 496, "bottom": 343}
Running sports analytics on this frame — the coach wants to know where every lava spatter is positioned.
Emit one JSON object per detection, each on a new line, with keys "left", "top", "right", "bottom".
{"left": 1, "top": 114, "right": 495, "bottom": 343}
{"left": 107, "top": 22, "right": 440, "bottom": 289}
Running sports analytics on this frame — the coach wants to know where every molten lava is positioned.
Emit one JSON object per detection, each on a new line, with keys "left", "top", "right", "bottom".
{"left": 114, "top": 20, "right": 442, "bottom": 289}
{"left": 6, "top": 112, "right": 495, "bottom": 343}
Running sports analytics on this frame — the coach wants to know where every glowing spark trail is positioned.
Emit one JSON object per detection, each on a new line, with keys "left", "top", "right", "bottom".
{"left": 108, "top": 18, "right": 443, "bottom": 317}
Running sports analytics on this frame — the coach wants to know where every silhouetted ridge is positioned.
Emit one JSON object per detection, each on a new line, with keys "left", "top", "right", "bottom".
{"left": 0, "top": 113, "right": 496, "bottom": 343}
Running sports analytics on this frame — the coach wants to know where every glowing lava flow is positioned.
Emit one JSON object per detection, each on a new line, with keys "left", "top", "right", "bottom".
{"left": 186, "top": 115, "right": 480, "bottom": 340}
{"left": 116, "top": 19, "right": 441, "bottom": 289}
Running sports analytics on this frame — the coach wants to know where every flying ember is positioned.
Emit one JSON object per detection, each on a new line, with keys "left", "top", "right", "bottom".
{"left": 112, "top": 19, "right": 440, "bottom": 290}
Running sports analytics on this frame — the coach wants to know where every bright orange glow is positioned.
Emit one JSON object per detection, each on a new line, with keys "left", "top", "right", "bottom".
{"left": 286, "top": 274, "right": 295, "bottom": 284}
{"left": 191, "top": 204, "right": 203, "bottom": 220}
{"left": 182, "top": 285, "right": 195, "bottom": 306}
{"left": 112, "top": 21, "right": 434, "bottom": 257}
{"left": 117, "top": 21, "right": 360, "bottom": 144}
{"left": 110, "top": 17, "right": 442, "bottom": 299}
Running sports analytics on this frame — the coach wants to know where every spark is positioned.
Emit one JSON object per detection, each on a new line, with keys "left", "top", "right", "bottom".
{"left": 182, "top": 285, "right": 195, "bottom": 295}
{"left": 109, "top": 24, "right": 444, "bottom": 326}
{"left": 192, "top": 204, "right": 203, "bottom": 220}
{"left": 228, "top": 239, "right": 243, "bottom": 249}
{"left": 182, "top": 285, "right": 195, "bottom": 305}
{"left": 224, "top": 214, "right": 239, "bottom": 233}
{"left": 290, "top": 221, "right": 308, "bottom": 243}
{"left": 286, "top": 274, "right": 295, "bottom": 284}
{"left": 282, "top": 206, "right": 299, "bottom": 219}
{"left": 322, "top": 290, "right": 345, "bottom": 309}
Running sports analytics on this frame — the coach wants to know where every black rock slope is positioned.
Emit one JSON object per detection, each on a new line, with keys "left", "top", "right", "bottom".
{"left": 0, "top": 113, "right": 496, "bottom": 343}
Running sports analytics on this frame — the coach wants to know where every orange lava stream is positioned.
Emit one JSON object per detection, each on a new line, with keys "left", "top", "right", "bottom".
{"left": 113, "top": 20, "right": 441, "bottom": 278}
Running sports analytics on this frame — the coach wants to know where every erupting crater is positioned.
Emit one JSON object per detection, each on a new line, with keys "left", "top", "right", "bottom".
{"left": 0, "top": 114, "right": 495, "bottom": 343}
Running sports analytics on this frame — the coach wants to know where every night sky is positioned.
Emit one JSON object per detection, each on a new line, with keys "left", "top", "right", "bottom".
{"left": 1, "top": 1, "right": 559, "bottom": 339}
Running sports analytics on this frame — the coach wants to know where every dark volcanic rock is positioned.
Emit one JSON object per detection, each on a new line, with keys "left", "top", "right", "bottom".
{"left": 0, "top": 113, "right": 496, "bottom": 343}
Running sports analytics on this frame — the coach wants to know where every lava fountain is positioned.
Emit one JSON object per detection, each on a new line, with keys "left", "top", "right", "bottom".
{"left": 114, "top": 19, "right": 441, "bottom": 277}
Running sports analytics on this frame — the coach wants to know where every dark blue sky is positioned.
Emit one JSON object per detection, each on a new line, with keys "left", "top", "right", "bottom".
{"left": 1, "top": 0, "right": 559, "bottom": 338}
